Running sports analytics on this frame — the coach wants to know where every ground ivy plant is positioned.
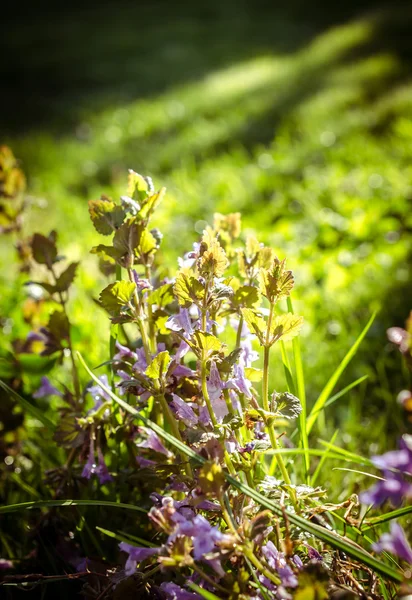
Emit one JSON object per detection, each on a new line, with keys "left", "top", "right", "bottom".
{"left": 1, "top": 147, "right": 411, "bottom": 599}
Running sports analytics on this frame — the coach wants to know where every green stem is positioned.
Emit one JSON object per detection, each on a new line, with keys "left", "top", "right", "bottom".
{"left": 243, "top": 548, "right": 281, "bottom": 586}
{"left": 263, "top": 304, "right": 298, "bottom": 509}
{"left": 236, "top": 314, "right": 244, "bottom": 348}
{"left": 192, "top": 564, "right": 229, "bottom": 594}
{"left": 145, "top": 265, "right": 156, "bottom": 354}
{"left": 50, "top": 266, "right": 81, "bottom": 400}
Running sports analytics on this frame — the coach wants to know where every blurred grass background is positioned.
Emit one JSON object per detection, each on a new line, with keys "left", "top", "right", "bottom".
{"left": 1, "top": 0, "right": 412, "bottom": 446}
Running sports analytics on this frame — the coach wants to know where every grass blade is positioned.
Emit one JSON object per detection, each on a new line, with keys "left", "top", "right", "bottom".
{"left": 306, "top": 311, "right": 376, "bottom": 435}
{"left": 287, "top": 296, "right": 309, "bottom": 482}
{"left": 0, "top": 499, "right": 145, "bottom": 514}
{"left": 187, "top": 582, "right": 221, "bottom": 599}
{"left": 96, "top": 526, "right": 156, "bottom": 547}
{"left": 311, "top": 429, "right": 339, "bottom": 487}
{"left": 363, "top": 505, "right": 412, "bottom": 530}
{"left": 0, "top": 379, "right": 56, "bottom": 430}
{"left": 318, "top": 439, "right": 374, "bottom": 467}
{"left": 77, "top": 352, "right": 402, "bottom": 583}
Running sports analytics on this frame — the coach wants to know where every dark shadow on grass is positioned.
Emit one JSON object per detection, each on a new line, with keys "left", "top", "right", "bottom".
{"left": 1, "top": 0, "right": 412, "bottom": 135}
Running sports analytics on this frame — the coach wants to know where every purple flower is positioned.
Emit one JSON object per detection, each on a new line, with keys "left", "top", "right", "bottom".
{"left": 137, "top": 428, "right": 172, "bottom": 457}
{"left": 262, "top": 541, "right": 298, "bottom": 588}
{"left": 373, "top": 522, "right": 412, "bottom": 563}
{"left": 205, "top": 362, "right": 228, "bottom": 424}
{"left": 82, "top": 437, "right": 96, "bottom": 480}
{"left": 166, "top": 308, "right": 194, "bottom": 335}
{"left": 230, "top": 363, "right": 252, "bottom": 398}
{"left": 360, "top": 473, "right": 412, "bottom": 506}
{"left": 95, "top": 447, "right": 113, "bottom": 484}
{"left": 160, "top": 582, "right": 201, "bottom": 599}
{"left": 118, "top": 542, "right": 159, "bottom": 575}
{"left": 130, "top": 271, "right": 152, "bottom": 291}
{"left": 33, "top": 376, "right": 62, "bottom": 399}
{"left": 87, "top": 375, "right": 111, "bottom": 410}
{"left": 177, "top": 514, "right": 223, "bottom": 560}
{"left": 170, "top": 394, "right": 198, "bottom": 427}
{"left": 113, "top": 341, "right": 138, "bottom": 362}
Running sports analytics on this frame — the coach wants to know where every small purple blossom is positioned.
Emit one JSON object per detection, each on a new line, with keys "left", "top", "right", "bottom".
{"left": 166, "top": 308, "right": 194, "bottom": 335}
{"left": 0, "top": 558, "right": 13, "bottom": 570}
{"left": 82, "top": 437, "right": 96, "bottom": 480}
{"left": 131, "top": 271, "right": 152, "bottom": 291}
{"left": 113, "top": 341, "right": 138, "bottom": 362}
{"left": 360, "top": 473, "right": 412, "bottom": 506}
{"left": 160, "top": 581, "right": 201, "bottom": 599}
{"left": 373, "top": 522, "right": 412, "bottom": 563}
{"left": 137, "top": 428, "right": 172, "bottom": 457}
{"left": 262, "top": 541, "right": 298, "bottom": 589}
{"left": 95, "top": 447, "right": 113, "bottom": 484}
{"left": 118, "top": 542, "right": 159, "bottom": 575}
{"left": 87, "top": 375, "right": 111, "bottom": 410}
{"left": 33, "top": 376, "right": 62, "bottom": 399}
{"left": 170, "top": 394, "right": 198, "bottom": 427}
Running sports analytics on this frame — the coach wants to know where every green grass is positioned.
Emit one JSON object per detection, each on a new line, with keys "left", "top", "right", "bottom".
{"left": 1, "top": 0, "right": 412, "bottom": 451}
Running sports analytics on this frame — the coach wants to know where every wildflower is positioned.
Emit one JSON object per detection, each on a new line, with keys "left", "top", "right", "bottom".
{"left": 0, "top": 558, "right": 13, "bottom": 570}
{"left": 170, "top": 394, "right": 198, "bottom": 427}
{"left": 118, "top": 542, "right": 160, "bottom": 575}
{"left": 262, "top": 541, "right": 299, "bottom": 589}
{"left": 95, "top": 447, "right": 113, "bottom": 484}
{"left": 160, "top": 581, "right": 202, "bottom": 599}
{"left": 166, "top": 308, "right": 194, "bottom": 335}
{"left": 33, "top": 376, "right": 62, "bottom": 399}
{"left": 113, "top": 341, "right": 138, "bottom": 362}
{"left": 87, "top": 374, "right": 111, "bottom": 410}
{"left": 373, "top": 522, "right": 412, "bottom": 563}
{"left": 137, "top": 428, "right": 172, "bottom": 457}
{"left": 82, "top": 437, "right": 97, "bottom": 480}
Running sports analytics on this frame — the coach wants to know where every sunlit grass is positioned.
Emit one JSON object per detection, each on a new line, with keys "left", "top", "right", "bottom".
{"left": 2, "top": 10, "right": 412, "bottom": 448}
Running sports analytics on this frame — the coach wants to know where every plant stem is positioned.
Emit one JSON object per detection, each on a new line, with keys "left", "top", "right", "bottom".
{"left": 192, "top": 564, "right": 229, "bottom": 594}
{"left": 243, "top": 548, "right": 281, "bottom": 586}
{"left": 50, "top": 266, "right": 81, "bottom": 400}
{"left": 236, "top": 314, "right": 244, "bottom": 348}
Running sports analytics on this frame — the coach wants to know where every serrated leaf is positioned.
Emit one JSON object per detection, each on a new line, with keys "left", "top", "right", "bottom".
{"left": 90, "top": 244, "right": 121, "bottom": 264}
{"left": 113, "top": 220, "right": 142, "bottom": 256}
{"left": 88, "top": 197, "right": 125, "bottom": 235}
{"left": 147, "top": 283, "right": 174, "bottom": 307}
{"left": 258, "top": 258, "right": 294, "bottom": 303}
{"left": 31, "top": 233, "right": 57, "bottom": 266}
{"left": 241, "top": 308, "right": 266, "bottom": 344}
{"left": 213, "top": 212, "right": 241, "bottom": 239}
{"left": 272, "top": 391, "right": 302, "bottom": 419}
{"left": 192, "top": 331, "right": 222, "bottom": 357}
{"left": 270, "top": 313, "right": 303, "bottom": 344}
{"left": 99, "top": 281, "right": 136, "bottom": 315}
{"left": 138, "top": 188, "right": 166, "bottom": 220}
{"left": 127, "top": 170, "right": 153, "bottom": 201}
{"left": 138, "top": 229, "right": 157, "bottom": 257}
{"left": 55, "top": 262, "right": 79, "bottom": 292}
{"left": 145, "top": 351, "right": 171, "bottom": 380}
{"left": 233, "top": 285, "right": 260, "bottom": 308}
{"left": 174, "top": 270, "right": 205, "bottom": 307}
{"left": 48, "top": 310, "right": 70, "bottom": 342}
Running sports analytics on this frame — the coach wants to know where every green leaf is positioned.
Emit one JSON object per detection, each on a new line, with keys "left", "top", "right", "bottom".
{"left": 270, "top": 313, "right": 303, "bottom": 344}
{"left": 0, "top": 379, "right": 56, "bottom": 430}
{"left": 147, "top": 283, "right": 174, "bottom": 307}
{"left": 258, "top": 257, "right": 294, "bottom": 302}
{"left": 96, "top": 527, "right": 156, "bottom": 547}
{"left": 145, "top": 351, "right": 171, "bottom": 380}
{"left": 55, "top": 262, "right": 79, "bottom": 292}
{"left": 99, "top": 281, "right": 136, "bottom": 315}
{"left": 48, "top": 310, "right": 70, "bottom": 342}
{"left": 31, "top": 232, "right": 58, "bottom": 266}
{"left": 174, "top": 270, "right": 205, "bottom": 307}
{"left": 113, "top": 220, "right": 142, "bottom": 257}
{"left": 90, "top": 244, "right": 122, "bottom": 264}
{"left": 138, "top": 187, "right": 166, "bottom": 220}
{"left": 272, "top": 391, "right": 302, "bottom": 419}
{"left": 76, "top": 353, "right": 403, "bottom": 584}
{"left": 363, "top": 505, "right": 412, "bottom": 530}
{"left": 294, "top": 563, "right": 329, "bottom": 600}
{"left": 306, "top": 312, "right": 376, "bottom": 435}
{"left": 127, "top": 170, "right": 152, "bottom": 200}
{"left": 0, "top": 499, "right": 145, "bottom": 515}
{"left": 241, "top": 308, "right": 266, "bottom": 344}
{"left": 88, "top": 197, "right": 125, "bottom": 235}
{"left": 233, "top": 285, "right": 260, "bottom": 308}
{"left": 192, "top": 331, "right": 222, "bottom": 357}
{"left": 138, "top": 228, "right": 157, "bottom": 257}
